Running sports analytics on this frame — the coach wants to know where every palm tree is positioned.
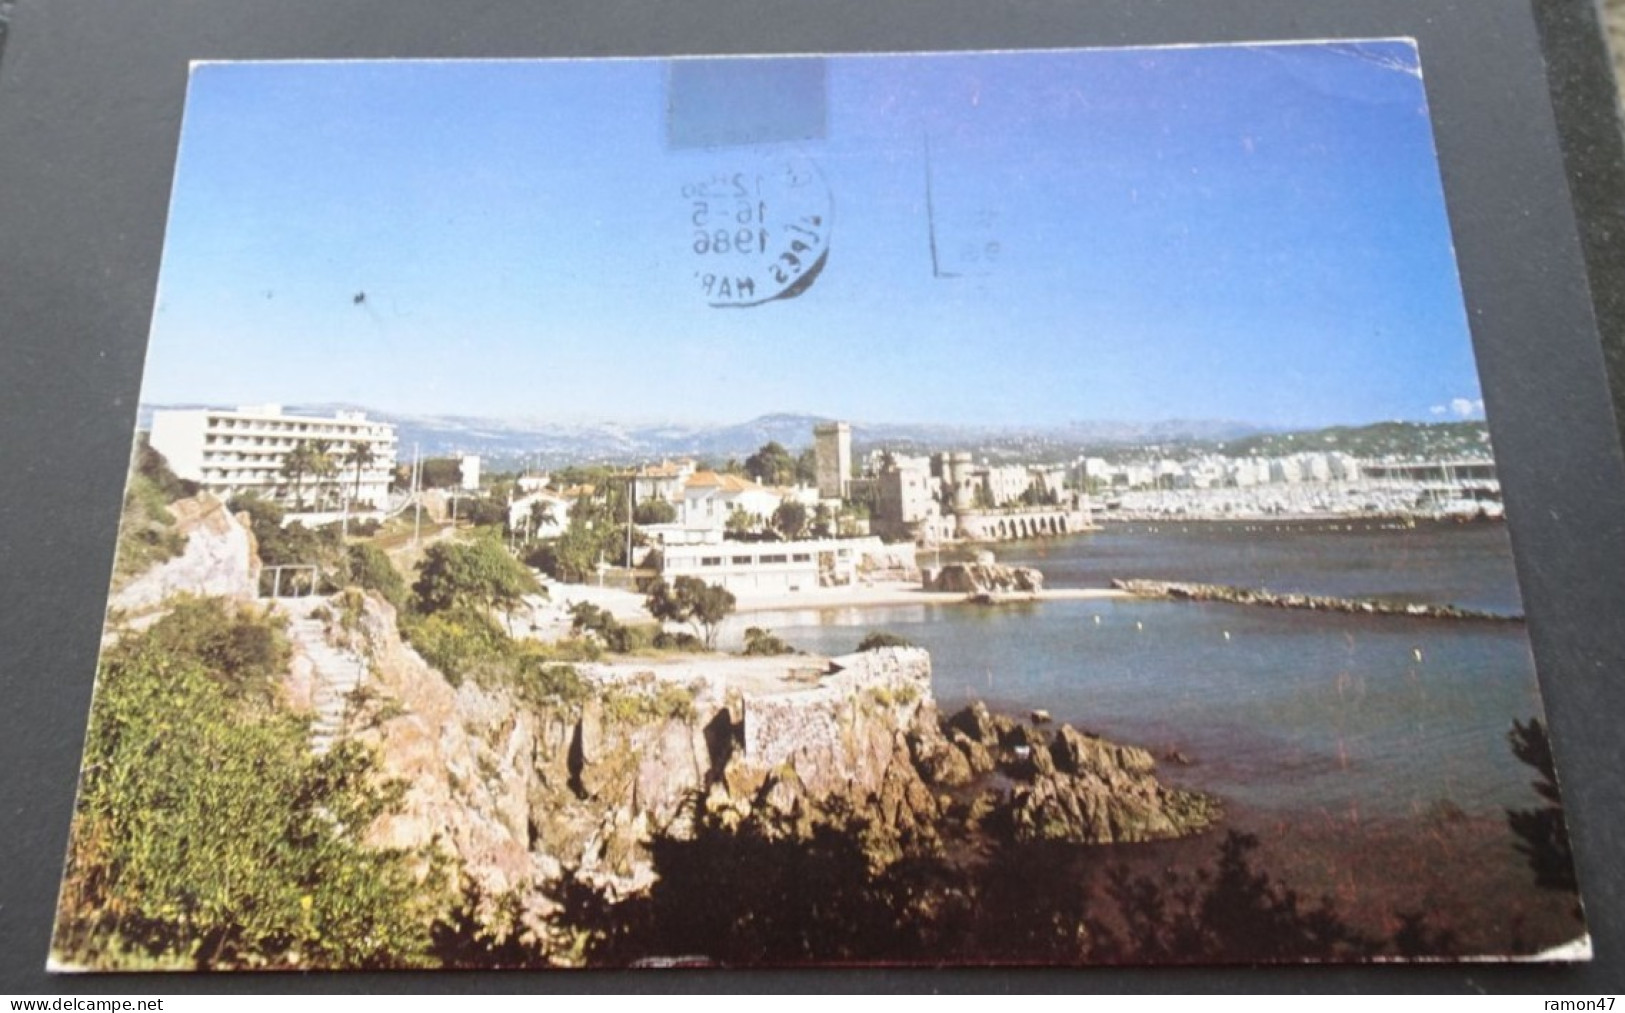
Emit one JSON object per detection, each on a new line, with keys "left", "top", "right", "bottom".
{"left": 530, "top": 499, "right": 557, "bottom": 533}
{"left": 281, "top": 440, "right": 321, "bottom": 511}
{"left": 343, "top": 441, "right": 377, "bottom": 512}
{"left": 308, "top": 439, "right": 337, "bottom": 510}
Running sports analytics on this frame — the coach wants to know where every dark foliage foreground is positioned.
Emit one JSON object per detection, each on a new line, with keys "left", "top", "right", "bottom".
{"left": 510, "top": 798, "right": 1465, "bottom": 968}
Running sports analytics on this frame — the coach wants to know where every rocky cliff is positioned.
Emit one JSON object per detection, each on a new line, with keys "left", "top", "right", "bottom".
{"left": 110, "top": 493, "right": 260, "bottom": 614}
{"left": 305, "top": 594, "right": 1217, "bottom": 958}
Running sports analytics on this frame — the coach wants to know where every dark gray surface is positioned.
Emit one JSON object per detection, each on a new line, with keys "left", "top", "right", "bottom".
{"left": 1536, "top": 0, "right": 1625, "bottom": 458}
{"left": 2, "top": 0, "right": 1622, "bottom": 993}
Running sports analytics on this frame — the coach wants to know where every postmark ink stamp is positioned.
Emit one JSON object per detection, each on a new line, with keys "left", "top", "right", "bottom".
{"left": 684, "top": 153, "right": 833, "bottom": 308}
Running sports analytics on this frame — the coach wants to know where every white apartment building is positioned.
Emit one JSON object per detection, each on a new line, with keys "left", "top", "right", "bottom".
{"left": 148, "top": 404, "right": 398, "bottom": 512}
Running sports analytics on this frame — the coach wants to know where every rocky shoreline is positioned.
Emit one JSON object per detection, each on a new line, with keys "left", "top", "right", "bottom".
{"left": 105, "top": 499, "right": 1223, "bottom": 963}
{"left": 319, "top": 594, "right": 1219, "bottom": 952}
{"left": 1111, "top": 577, "right": 1522, "bottom": 622}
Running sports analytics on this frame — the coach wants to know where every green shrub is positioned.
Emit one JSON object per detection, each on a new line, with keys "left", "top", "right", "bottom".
{"left": 53, "top": 626, "right": 441, "bottom": 970}
{"left": 633, "top": 500, "right": 677, "bottom": 525}
{"left": 114, "top": 474, "right": 189, "bottom": 582}
{"left": 866, "top": 683, "right": 920, "bottom": 709}
{"left": 140, "top": 596, "right": 290, "bottom": 706}
{"left": 345, "top": 543, "right": 407, "bottom": 609}
{"left": 857, "top": 631, "right": 914, "bottom": 652}
{"left": 742, "top": 627, "right": 794, "bottom": 656}
{"left": 229, "top": 495, "right": 346, "bottom": 574}
{"left": 568, "top": 601, "right": 636, "bottom": 653}
{"left": 600, "top": 675, "right": 697, "bottom": 724}
{"left": 651, "top": 631, "right": 704, "bottom": 652}
{"left": 400, "top": 608, "right": 511, "bottom": 686}
{"left": 522, "top": 661, "right": 593, "bottom": 709}
{"left": 114, "top": 445, "right": 198, "bottom": 583}
{"left": 132, "top": 434, "right": 199, "bottom": 501}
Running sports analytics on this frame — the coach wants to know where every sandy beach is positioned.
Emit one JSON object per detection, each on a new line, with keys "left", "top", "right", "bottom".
{"left": 519, "top": 579, "right": 1130, "bottom": 638}
{"left": 730, "top": 581, "right": 1129, "bottom": 615}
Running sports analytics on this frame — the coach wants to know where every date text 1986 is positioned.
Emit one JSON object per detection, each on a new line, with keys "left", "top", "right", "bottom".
{"left": 683, "top": 163, "right": 831, "bottom": 307}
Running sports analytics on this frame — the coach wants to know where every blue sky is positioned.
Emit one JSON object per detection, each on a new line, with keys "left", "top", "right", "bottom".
{"left": 141, "top": 43, "right": 1485, "bottom": 428}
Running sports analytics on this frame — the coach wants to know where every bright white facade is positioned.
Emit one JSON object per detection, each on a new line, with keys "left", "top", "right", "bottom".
{"left": 661, "top": 536, "right": 911, "bottom": 595}
{"left": 680, "top": 471, "right": 784, "bottom": 528}
{"left": 632, "top": 459, "right": 697, "bottom": 506}
{"left": 149, "top": 404, "right": 398, "bottom": 511}
{"left": 508, "top": 490, "right": 570, "bottom": 537}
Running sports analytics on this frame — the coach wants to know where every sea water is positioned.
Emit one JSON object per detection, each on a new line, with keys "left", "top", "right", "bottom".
{"left": 722, "top": 521, "right": 1547, "bottom": 821}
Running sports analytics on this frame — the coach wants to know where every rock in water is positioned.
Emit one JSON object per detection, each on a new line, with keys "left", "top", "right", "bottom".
{"left": 926, "top": 562, "right": 1045, "bottom": 595}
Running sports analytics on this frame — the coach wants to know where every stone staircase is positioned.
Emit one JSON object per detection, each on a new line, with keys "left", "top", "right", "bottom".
{"left": 277, "top": 597, "right": 369, "bottom": 754}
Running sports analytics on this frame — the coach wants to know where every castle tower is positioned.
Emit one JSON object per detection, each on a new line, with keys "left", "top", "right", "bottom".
{"left": 814, "top": 421, "right": 852, "bottom": 500}
{"left": 946, "top": 452, "right": 976, "bottom": 512}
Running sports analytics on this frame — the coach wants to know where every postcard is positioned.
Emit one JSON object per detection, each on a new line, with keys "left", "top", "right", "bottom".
{"left": 49, "top": 42, "right": 1589, "bottom": 970}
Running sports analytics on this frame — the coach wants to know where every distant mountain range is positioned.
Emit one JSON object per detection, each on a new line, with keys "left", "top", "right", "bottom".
{"left": 137, "top": 404, "right": 1271, "bottom": 466}
{"left": 136, "top": 404, "right": 1485, "bottom": 468}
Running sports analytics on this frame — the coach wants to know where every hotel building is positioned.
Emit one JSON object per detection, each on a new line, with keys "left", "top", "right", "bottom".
{"left": 148, "top": 404, "right": 398, "bottom": 511}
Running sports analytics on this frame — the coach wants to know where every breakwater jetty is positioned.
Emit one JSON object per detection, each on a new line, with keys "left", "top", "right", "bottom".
{"left": 1111, "top": 578, "right": 1523, "bottom": 622}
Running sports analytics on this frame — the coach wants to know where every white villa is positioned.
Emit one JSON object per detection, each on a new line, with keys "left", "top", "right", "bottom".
{"left": 507, "top": 490, "right": 571, "bottom": 538}
{"left": 632, "top": 459, "right": 697, "bottom": 506}
{"left": 680, "top": 470, "right": 784, "bottom": 528}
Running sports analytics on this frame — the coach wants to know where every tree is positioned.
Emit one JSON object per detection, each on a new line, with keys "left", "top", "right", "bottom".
{"left": 413, "top": 537, "right": 542, "bottom": 628}
{"left": 744, "top": 441, "right": 797, "bottom": 487}
{"left": 809, "top": 503, "right": 836, "bottom": 539}
{"left": 1507, "top": 718, "right": 1578, "bottom": 895}
{"left": 634, "top": 499, "right": 677, "bottom": 525}
{"left": 459, "top": 495, "right": 508, "bottom": 529}
{"left": 526, "top": 485, "right": 639, "bottom": 582}
{"left": 771, "top": 500, "right": 808, "bottom": 540}
{"left": 416, "top": 458, "right": 465, "bottom": 489}
{"left": 281, "top": 440, "right": 322, "bottom": 511}
{"left": 343, "top": 440, "right": 377, "bottom": 511}
{"left": 644, "top": 576, "right": 735, "bottom": 650}
{"left": 724, "top": 506, "right": 757, "bottom": 539}
{"left": 529, "top": 500, "right": 558, "bottom": 535}
{"left": 795, "top": 448, "right": 819, "bottom": 487}
{"left": 308, "top": 439, "right": 338, "bottom": 510}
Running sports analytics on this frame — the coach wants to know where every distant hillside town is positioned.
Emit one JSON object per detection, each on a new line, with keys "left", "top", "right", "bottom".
{"left": 144, "top": 404, "right": 1503, "bottom": 597}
